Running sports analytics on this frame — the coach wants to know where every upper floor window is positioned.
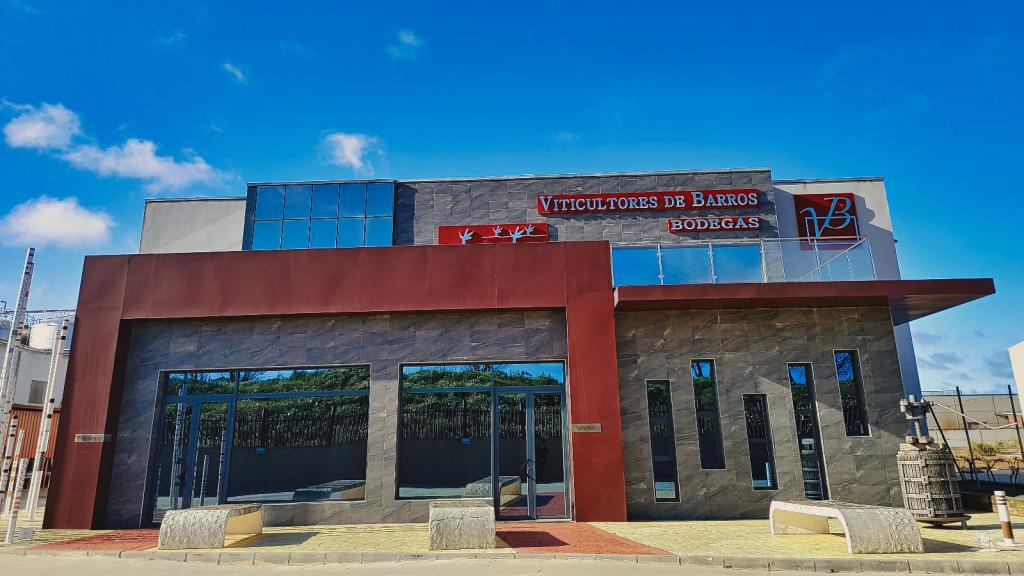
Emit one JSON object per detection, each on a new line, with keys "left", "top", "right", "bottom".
{"left": 246, "top": 182, "right": 394, "bottom": 250}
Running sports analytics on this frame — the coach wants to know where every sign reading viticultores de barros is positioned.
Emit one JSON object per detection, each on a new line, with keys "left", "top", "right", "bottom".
{"left": 536, "top": 189, "right": 759, "bottom": 215}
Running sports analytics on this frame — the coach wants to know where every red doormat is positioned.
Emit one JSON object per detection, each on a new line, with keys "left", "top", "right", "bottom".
{"left": 31, "top": 529, "right": 159, "bottom": 552}
{"left": 497, "top": 522, "right": 671, "bottom": 555}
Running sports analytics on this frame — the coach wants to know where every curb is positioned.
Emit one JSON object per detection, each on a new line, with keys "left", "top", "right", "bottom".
{"left": 4, "top": 548, "right": 1024, "bottom": 574}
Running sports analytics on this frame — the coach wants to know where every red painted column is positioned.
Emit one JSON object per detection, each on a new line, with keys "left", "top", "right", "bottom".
{"left": 564, "top": 243, "right": 628, "bottom": 521}
{"left": 44, "top": 257, "right": 128, "bottom": 528}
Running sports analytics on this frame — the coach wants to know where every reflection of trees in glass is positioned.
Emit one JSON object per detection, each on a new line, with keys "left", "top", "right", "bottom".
{"left": 399, "top": 364, "right": 565, "bottom": 441}
{"left": 833, "top": 351, "right": 869, "bottom": 436}
{"left": 690, "top": 360, "right": 725, "bottom": 468}
{"left": 401, "top": 364, "right": 561, "bottom": 389}
{"left": 690, "top": 361, "right": 716, "bottom": 412}
{"left": 646, "top": 381, "right": 673, "bottom": 439}
{"left": 233, "top": 396, "right": 368, "bottom": 447}
{"left": 239, "top": 367, "right": 370, "bottom": 393}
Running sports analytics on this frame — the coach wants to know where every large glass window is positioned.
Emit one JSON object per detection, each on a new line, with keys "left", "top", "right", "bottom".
{"left": 691, "top": 360, "right": 725, "bottom": 469}
{"left": 227, "top": 395, "right": 368, "bottom": 503}
{"left": 254, "top": 185, "right": 285, "bottom": 220}
{"left": 743, "top": 394, "right": 778, "bottom": 490}
{"left": 284, "top": 185, "right": 312, "bottom": 219}
{"left": 397, "top": 362, "right": 566, "bottom": 505}
{"left": 646, "top": 380, "right": 679, "bottom": 502}
{"left": 151, "top": 366, "right": 370, "bottom": 520}
{"left": 247, "top": 181, "right": 394, "bottom": 250}
{"left": 834, "top": 350, "right": 870, "bottom": 436}
{"left": 311, "top": 184, "right": 339, "bottom": 218}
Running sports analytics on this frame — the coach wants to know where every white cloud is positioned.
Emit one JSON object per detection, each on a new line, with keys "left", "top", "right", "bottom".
{"left": 61, "top": 139, "right": 230, "bottom": 192}
{"left": 1, "top": 197, "right": 113, "bottom": 248}
{"left": 320, "top": 132, "right": 381, "bottom": 174}
{"left": 222, "top": 62, "right": 247, "bottom": 84}
{"left": 155, "top": 29, "right": 186, "bottom": 45}
{"left": 386, "top": 29, "right": 423, "bottom": 61}
{"left": 2, "top": 102, "right": 81, "bottom": 149}
{"left": 2, "top": 100, "right": 233, "bottom": 193}
{"left": 279, "top": 40, "right": 316, "bottom": 59}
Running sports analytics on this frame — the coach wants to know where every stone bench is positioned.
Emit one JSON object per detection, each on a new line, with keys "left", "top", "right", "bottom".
{"left": 770, "top": 500, "right": 923, "bottom": 554}
{"left": 292, "top": 479, "right": 366, "bottom": 502}
{"left": 463, "top": 475, "right": 521, "bottom": 498}
{"left": 158, "top": 504, "right": 263, "bottom": 550}
{"left": 428, "top": 500, "right": 495, "bottom": 551}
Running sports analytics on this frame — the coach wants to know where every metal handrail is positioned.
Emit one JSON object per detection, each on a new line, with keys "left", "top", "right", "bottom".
{"left": 795, "top": 237, "right": 872, "bottom": 282}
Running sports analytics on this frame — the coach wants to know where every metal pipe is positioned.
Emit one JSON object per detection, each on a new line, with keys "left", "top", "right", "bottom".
{"left": 3, "top": 458, "right": 28, "bottom": 544}
{"left": 996, "top": 491, "right": 1016, "bottom": 544}
{"left": 0, "top": 248, "right": 35, "bottom": 456}
{"left": 26, "top": 319, "right": 69, "bottom": 520}
{"left": 957, "top": 386, "right": 980, "bottom": 485}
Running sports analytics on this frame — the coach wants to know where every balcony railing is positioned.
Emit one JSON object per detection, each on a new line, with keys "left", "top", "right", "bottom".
{"left": 612, "top": 237, "right": 876, "bottom": 286}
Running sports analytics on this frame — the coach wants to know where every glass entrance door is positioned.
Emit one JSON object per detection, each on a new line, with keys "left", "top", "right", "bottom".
{"left": 494, "top": 390, "right": 567, "bottom": 520}
{"left": 151, "top": 400, "right": 229, "bottom": 522}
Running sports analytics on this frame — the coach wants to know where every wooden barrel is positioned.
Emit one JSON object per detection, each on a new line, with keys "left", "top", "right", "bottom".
{"left": 897, "top": 442, "right": 965, "bottom": 519}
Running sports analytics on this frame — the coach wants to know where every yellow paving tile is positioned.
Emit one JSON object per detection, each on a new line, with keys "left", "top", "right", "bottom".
{"left": 594, "top": 512, "right": 1024, "bottom": 560}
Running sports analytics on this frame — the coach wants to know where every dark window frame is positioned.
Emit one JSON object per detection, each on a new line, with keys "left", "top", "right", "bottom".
{"left": 786, "top": 362, "right": 829, "bottom": 500}
{"left": 833, "top": 349, "right": 870, "bottom": 437}
{"left": 645, "top": 379, "right": 680, "bottom": 502}
{"left": 690, "top": 359, "right": 726, "bottom": 470}
{"left": 743, "top": 393, "right": 778, "bottom": 491}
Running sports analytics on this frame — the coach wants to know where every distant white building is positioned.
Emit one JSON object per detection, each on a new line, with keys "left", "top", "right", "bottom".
{"left": 0, "top": 316, "right": 71, "bottom": 407}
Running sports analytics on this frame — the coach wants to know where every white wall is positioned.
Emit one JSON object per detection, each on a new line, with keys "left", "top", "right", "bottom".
{"left": 11, "top": 345, "right": 67, "bottom": 405}
{"left": 139, "top": 197, "right": 246, "bottom": 254}
{"left": 773, "top": 178, "right": 921, "bottom": 397}
{"left": 1012, "top": 341, "right": 1024, "bottom": 416}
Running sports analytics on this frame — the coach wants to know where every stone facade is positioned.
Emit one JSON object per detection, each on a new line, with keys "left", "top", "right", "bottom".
{"left": 105, "top": 310, "right": 567, "bottom": 528}
{"left": 395, "top": 169, "right": 777, "bottom": 246}
{"left": 615, "top": 307, "right": 906, "bottom": 520}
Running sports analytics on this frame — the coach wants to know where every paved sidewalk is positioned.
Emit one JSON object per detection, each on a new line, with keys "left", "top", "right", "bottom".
{"left": 0, "top": 555, "right": 739, "bottom": 576}
{"left": 6, "top": 510, "right": 1024, "bottom": 573}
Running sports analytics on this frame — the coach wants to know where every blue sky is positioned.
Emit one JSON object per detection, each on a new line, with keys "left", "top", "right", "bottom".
{"left": 0, "top": 1, "right": 1022, "bottom": 393}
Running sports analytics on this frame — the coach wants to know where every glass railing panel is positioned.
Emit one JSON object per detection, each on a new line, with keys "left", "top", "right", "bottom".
{"left": 661, "top": 246, "right": 712, "bottom": 284}
{"left": 612, "top": 247, "right": 662, "bottom": 286}
{"left": 711, "top": 245, "right": 762, "bottom": 283}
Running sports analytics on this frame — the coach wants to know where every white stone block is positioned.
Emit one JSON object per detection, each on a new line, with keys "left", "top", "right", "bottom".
{"left": 428, "top": 500, "right": 495, "bottom": 551}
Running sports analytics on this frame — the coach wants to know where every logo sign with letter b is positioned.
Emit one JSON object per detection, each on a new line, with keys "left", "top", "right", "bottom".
{"left": 794, "top": 193, "right": 859, "bottom": 239}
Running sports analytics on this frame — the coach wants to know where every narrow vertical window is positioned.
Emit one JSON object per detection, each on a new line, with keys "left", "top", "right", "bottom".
{"left": 691, "top": 360, "right": 725, "bottom": 469}
{"left": 787, "top": 363, "right": 828, "bottom": 500}
{"left": 645, "top": 380, "right": 679, "bottom": 502}
{"left": 743, "top": 394, "right": 777, "bottom": 490}
{"left": 834, "top": 350, "right": 869, "bottom": 436}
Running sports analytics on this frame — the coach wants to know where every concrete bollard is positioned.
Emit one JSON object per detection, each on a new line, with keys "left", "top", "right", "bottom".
{"left": 995, "top": 491, "right": 1015, "bottom": 545}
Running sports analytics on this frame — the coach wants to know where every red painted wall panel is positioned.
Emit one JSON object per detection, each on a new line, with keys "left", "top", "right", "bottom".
{"left": 45, "top": 241, "right": 629, "bottom": 528}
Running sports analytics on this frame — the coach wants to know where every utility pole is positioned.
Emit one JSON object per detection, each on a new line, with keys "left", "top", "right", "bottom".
{"left": 25, "top": 319, "right": 69, "bottom": 520}
{"left": 0, "top": 248, "right": 35, "bottom": 457}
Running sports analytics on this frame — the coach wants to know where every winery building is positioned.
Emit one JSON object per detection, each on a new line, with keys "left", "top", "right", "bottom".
{"left": 44, "top": 168, "right": 994, "bottom": 529}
